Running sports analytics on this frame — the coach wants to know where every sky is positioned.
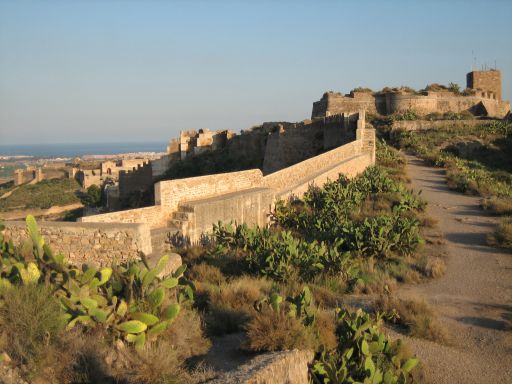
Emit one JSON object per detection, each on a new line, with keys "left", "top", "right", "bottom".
{"left": 0, "top": 0, "right": 511, "bottom": 145}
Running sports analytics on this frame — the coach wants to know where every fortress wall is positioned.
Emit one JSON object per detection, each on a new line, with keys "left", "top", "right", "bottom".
{"left": 262, "top": 123, "right": 324, "bottom": 174}
{"left": 262, "top": 139, "right": 362, "bottom": 192}
{"left": 79, "top": 205, "right": 171, "bottom": 229}
{"left": 386, "top": 94, "right": 482, "bottom": 115}
{"left": 314, "top": 93, "right": 509, "bottom": 119}
{"left": 151, "top": 155, "right": 172, "bottom": 179}
{"left": 226, "top": 130, "right": 268, "bottom": 167}
{"left": 326, "top": 95, "right": 377, "bottom": 116}
{"left": 155, "top": 169, "right": 263, "bottom": 210}
{"left": 276, "top": 152, "right": 372, "bottom": 200}
{"left": 183, "top": 187, "right": 275, "bottom": 243}
{"left": 322, "top": 113, "right": 358, "bottom": 150}
{"left": 119, "top": 162, "right": 154, "bottom": 201}
{"left": 2, "top": 221, "right": 152, "bottom": 266}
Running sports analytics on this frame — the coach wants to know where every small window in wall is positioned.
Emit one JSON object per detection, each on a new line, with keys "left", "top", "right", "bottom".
{"left": 107, "top": 168, "right": 112, "bottom": 175}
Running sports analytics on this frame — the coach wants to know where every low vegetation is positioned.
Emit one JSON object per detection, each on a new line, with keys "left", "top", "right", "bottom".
{"left": 0, "top": 178, "right": 82, "bottom": 211}
{"left": 375, "top": 295, "right": 448, "bottom": 344}
{"left": 1, "top": 142, "right": 447, "bottom": 382}
{"left": 487, "top": 217, "right": 512, "bottom": 251}
{"left": 393, "top": 120, "right": 512, "bottom": 215}
{"left": 0, "top": 217, "right": 209, "bottom": 383}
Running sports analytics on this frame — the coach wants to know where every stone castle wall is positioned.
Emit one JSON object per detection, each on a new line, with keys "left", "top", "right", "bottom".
{"left": 2, "top": 221, "right": 152, "bottom": 266}
{"left": 262, "top": 140, "right": 362, "bottom": 192}
{"left": 79, "top": 205, "right": 172, "bottom": 229}
{"left": 183, "top": 187, "right": 275, "bottom": 242}
{"left": 467, "top": 70, "right": 501, "bottom": 100}
{"left": 155, "top": 169, "right": 263, "bottom": 210}
{"left": 118, "top": 161, "right": 154, "bottom": 201}
{"left": 313, "top": 92, "right": 509, "bottom": 119}
{"left": 261, "top": 113, "right": 358, "bottom": 175}
{"left": 312, "top": 70, "right": 510, "bottom": 119}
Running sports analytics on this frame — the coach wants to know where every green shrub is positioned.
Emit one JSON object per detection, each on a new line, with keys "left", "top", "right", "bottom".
{"left": 0, "top": 217, "right": 194, "bottom": 350}
{"left": 487, "top": 217, "right": 512, "bottom": 250}
{"left": 311, "top": 308, "right": 419, "bottom": 383}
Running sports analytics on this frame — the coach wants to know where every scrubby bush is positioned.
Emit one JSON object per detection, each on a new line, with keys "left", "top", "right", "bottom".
{"left": 0, "top": 217, "right": 206, "bottom": 383}
{"left": 0, "top": 284, "right": 66, "bottom": 368}
{"left": 487, "top": 217, "right": 512, "bottom": 250}
{"left": 311, "top": 308, "right": 419, "bottom": 383}
{"left": 375, "top": 295, "right": 448, "bottom": 344}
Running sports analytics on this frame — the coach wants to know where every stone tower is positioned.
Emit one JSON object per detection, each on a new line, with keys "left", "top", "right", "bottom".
{"left": 466, "top": 69, "right": 502, "bottom": 101}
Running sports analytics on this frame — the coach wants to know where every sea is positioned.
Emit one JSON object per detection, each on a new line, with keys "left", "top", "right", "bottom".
{"left": 0, "top": 142, "right": 167, "bottom": 158}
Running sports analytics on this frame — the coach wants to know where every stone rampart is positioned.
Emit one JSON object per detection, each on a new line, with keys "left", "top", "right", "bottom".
{"left": 2, "top": 221, "right": 152, "bottom": 266}
{"left": 155, "top": 169, "right": 263, "bottom": 210}
{"left": 275, "top": 153, "right": 372, "bottom": 200}
{"left": 314, "top": 92, "right": 509, "bottom": 119}
{"left": 79, "top": 205, "right": 172, "bottom": 229}
{"left": 262, "top": 140, "right": 362, "bottom": 192}
{"left": 181, "top": 187, "right": 274, "bottom": 242}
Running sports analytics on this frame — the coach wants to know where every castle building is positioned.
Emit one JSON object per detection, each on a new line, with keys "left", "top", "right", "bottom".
{"left": 311, "top": 70, "right": 510, "bottom": 119}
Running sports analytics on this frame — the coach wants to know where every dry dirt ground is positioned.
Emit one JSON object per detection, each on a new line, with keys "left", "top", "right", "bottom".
{"left": 396, "top": 155, "right": 512, "bottom": 383}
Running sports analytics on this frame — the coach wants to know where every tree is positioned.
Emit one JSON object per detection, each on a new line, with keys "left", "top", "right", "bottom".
{"left": 448, "top": 82, "right": 461, "bottom": 95}
{"left": 84, "top": 185, "right": 102, "bottom": 207}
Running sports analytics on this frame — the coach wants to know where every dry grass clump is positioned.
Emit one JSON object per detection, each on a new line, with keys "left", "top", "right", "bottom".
{"left": 310, "top": 284, "right": 342, "bottom": 309}
{"left": 353, "top": 260, "right": 398, "bottom": 295}
{"left": 210, "top": 276, "right": 272, "bottom": 311}
{"left": 418, "top": 214, "right": 438, "bottom": 228}
{"left": 164, "top": 308, "right": 211, "bottom": 360}
{"left": 414, "top": 254, "right": 446, "bottom": 278}
{"left": 482, "top": 197, "right": 512, "bottom": 216}
{"left": 112, "top": 341, "right": 187, "bottom": 384}
{"left": 243, "top": 307, "right": 316, "bottom": 352}
{"left": 376, "top": 295, "right": 448, "bottom": 344}
{"left": 0, "top": 284, "right": 66, "bottom": 370}
{"left": 487, "top": 217, "right": 512, "bottom": 250}
{"left": 205, "top": 276, "right": 272, "bottom": 335}
{"left": 187, "top": 262, "right": 226, "bottom": 285}
{"left": 315, "top": 309, "right": 338, "bottom": 350}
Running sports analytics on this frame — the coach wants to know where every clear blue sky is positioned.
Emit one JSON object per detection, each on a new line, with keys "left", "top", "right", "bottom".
{"left": 1, "top": 0, "right": 511, "bottom": 145}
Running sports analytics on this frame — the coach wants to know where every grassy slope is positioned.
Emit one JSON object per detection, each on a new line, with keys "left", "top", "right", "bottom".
{"left": 392, "top": 121, "right": 512, "bottom": 206}
{"left": 0, "top": 178, "right": 83, "bottom": 211}
{"left": 392, "top": 120, "right": 512, "bottom": 249}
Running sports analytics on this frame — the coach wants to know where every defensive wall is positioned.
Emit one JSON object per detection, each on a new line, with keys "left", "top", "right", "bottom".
{"left": 81, "top": 115, "right": 375, "bottom": 243}
{"left": 2, "top": 221, "right": 152, "bottom": 266}
{"left": 4, "top": 110, "right": 375, "bottom": 260}
{"left": 13, "top": 166, "right": 72, "bottom": 186}
{"left": 312, "top": 70, "right": 510, "bottom": 119}
{"left": 154, "top": 169, "right": 263, "bottom": 210}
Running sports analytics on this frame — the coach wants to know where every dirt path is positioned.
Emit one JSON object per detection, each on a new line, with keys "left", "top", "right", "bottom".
{"left": 398, "top": 155, "right": 512, "bottom": 383}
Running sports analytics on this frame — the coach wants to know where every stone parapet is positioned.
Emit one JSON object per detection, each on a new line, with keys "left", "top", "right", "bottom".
{"left": 2, "top": 221, "right": 151, "bottom": 266}
{"left": 155, "top": 169, "right": 263, "bottom": 210}
{"left": 79, "top": 205, "right": 171, "bottom": 229}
